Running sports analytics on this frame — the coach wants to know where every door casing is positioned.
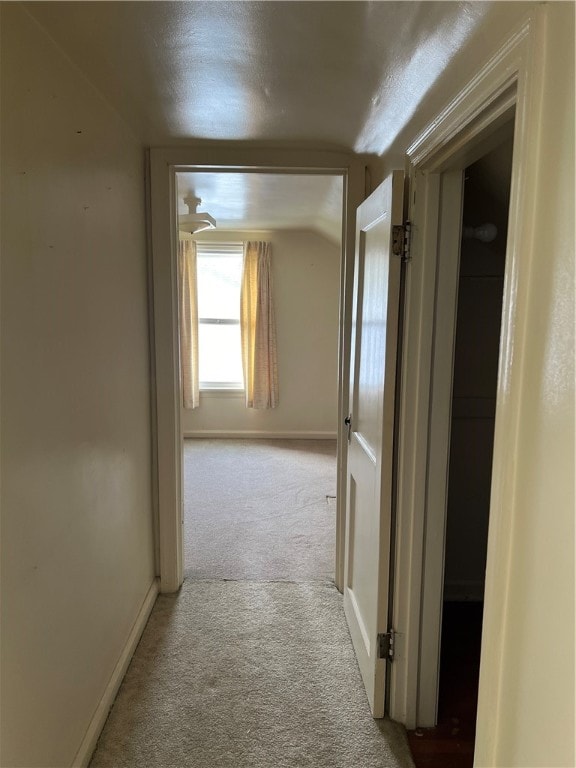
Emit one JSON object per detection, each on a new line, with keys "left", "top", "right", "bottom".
{"left": 148, "top": 146, "right": 365, "bottom": 593}
{"left": 388, "top": 13, "right": 541, "bottom": 734}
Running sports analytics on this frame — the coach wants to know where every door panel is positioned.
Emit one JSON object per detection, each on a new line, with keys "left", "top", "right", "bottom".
{"left": 344, "top": 171, "right": 404, "bottom": 717}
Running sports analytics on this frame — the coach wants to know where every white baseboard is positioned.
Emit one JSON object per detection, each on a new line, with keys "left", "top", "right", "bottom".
{"left": 72, "top": 578, "right": 159, "bottom": 767}
{"left": 183, "top": 430, "right": 337, "bottom": 440}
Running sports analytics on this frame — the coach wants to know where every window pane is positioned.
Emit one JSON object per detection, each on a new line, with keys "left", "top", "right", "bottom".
{"left": 197, "top": 254, "right": 242, "bottom": 320}
{"left": 198, "top": 323, "right": 243, "bottom": 386}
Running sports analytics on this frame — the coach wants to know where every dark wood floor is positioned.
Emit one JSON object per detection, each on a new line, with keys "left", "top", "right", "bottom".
{"left": 407, "top": 602, "right": 484, "bottom": 768}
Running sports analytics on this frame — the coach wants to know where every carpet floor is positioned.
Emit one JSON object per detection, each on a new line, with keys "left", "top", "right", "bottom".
{"left": 183, "top": 439, "right": 337, "bottom": 582}
{"left": 90, "top": 439, "right": 414, "bottom": 768}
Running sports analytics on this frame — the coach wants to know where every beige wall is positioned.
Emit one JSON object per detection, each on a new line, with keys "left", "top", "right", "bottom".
{"left": 475, "top": 6, "right": 575, "bottom": 766}
{"left": 0, "top": 7, "right": 155, "bottom": 767}
{"left": 182, "top": 229, "right": 340, "bottom": 437}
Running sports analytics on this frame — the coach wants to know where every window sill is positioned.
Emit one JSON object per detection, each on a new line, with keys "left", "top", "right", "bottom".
{"left": 200, "top": 389, "right": 245, "bottom": 399}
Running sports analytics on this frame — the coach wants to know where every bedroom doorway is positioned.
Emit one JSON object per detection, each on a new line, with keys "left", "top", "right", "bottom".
{"left": 174, "top": 170, "right": 343, "bottom": 583}
{"left": 150, "top": 156, "right": 364, "bottom": 592}
{"left": 149, "top": 148, "right": 365, "bottom": 595}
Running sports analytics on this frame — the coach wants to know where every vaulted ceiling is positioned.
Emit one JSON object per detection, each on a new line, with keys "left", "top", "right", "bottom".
{"left": 24, "top": 1, "right": 532, "bottom": 237}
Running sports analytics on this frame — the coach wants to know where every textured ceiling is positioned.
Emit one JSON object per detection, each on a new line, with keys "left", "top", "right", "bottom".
{"left": 24, "top": 1, "right": 532, "bottom": 236}
{"left": 177, "top": 172, "right": 343, "bottom": 241}
{"left": 24, "top": 1, "right": 504, "bottom": 151}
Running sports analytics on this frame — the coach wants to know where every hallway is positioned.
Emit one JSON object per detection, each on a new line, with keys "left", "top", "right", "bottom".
{"left": 89, "top": 440, "right": 414, "bottom": 767}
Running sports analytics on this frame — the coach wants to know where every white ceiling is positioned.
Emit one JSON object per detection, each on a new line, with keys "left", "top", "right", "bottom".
{"left": 177, "top": 172, "right": 343, "bottom": 240}
{"left": 24, "top": 1, "right": 533, "bottom": 237}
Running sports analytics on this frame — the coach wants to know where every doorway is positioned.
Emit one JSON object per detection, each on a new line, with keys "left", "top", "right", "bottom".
{"left": 148, "top": 147, "right": 365, "bottom": 594}
{"left": 173, "top": 170, "right": 344, "bottom": 581}
{"left": 409, "top": 133, "right": 515, "bottom": 768}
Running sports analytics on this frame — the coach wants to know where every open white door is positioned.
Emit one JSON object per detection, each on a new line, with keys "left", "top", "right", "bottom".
{"left": 343, "top": 171, "right": 404, "bottom": 717}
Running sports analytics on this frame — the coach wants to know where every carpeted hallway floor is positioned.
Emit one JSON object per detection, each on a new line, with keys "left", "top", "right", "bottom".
{"left": 90, "top": 439, "right": 414, "bottom": 767}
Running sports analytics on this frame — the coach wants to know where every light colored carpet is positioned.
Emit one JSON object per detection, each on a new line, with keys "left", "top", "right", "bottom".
{"left": 90, "top": 440, "right": 414, "bottom": 767}
{"left": 90, "top": 580, "right": 414, "bottom": 768}
{"left": 183, "top": 439, "right": 337, "bottom": 582}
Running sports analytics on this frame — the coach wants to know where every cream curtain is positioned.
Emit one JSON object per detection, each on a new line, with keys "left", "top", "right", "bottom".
{"left": 179, "top": 239, "right": 200, "bottom": 409}
{"left": 240, "top": 241, "right": 278, "bottom": 409}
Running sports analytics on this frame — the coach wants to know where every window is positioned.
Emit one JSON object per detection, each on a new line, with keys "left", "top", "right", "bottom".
{"left": 196, "top": 243, "right": 244, "bottom": 389}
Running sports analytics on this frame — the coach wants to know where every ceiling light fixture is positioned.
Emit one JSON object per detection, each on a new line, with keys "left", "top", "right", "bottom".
{"left": 462, "top": 222, "right": 497, "bottom": 243}
{"left": 179, "top": 194, "right": 216, "bottom": 234}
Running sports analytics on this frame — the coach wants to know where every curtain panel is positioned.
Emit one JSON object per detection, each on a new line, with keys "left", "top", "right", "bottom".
{"left": 179, "top": 239, "right": 200, "bottom": 409}
{"left": 240, "top": 241, "right": 279, "bottom": 409}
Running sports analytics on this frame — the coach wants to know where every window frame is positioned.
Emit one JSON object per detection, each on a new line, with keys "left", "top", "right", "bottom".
{"left": 195, "top": 242, "right": 245, "bottom": 392}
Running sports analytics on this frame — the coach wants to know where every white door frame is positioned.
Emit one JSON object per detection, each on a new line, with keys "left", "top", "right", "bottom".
{"left": 148, "top": 146, "right": 365, "bottom": 593}
{"left": 388, "top": 13, "right": 542, "bottom": 729}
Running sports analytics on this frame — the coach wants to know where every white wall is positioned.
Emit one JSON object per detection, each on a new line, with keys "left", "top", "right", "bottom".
{"left": 0, "top": 7, "right": 156, "bottom": 767}
{"left": 474, "top": 6, "right": 575, "bottom": 766}
{"left": 182, "top": 229, "right": 341, "bottom": 437}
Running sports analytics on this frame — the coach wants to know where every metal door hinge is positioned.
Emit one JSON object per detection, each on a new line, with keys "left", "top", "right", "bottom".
{"left": 377, "top": 630, "right": 396, "bottom": 662}
{"left": 392, "top": 222, "right": 412, "bottom": 263}
{"left": 344, "top": 414, "right": 352, "bottom": 442}
{"left": 403, "top": 221, "right": 412, "bottom": 263}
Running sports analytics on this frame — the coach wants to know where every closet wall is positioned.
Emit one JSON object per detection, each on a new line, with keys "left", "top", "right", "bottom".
{"left": 443, "top": 139, "right": 513, "bottom": 600}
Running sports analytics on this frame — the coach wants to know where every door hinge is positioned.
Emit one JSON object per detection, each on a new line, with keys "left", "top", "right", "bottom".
{"left": 344, "top": 414, "right": 352, "bottom": 442}
{"left": 377, "top": 630, "right": 396, "bottom": 662}
{"left": 392, "top": 222, "right": 412, "bottom": 263}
